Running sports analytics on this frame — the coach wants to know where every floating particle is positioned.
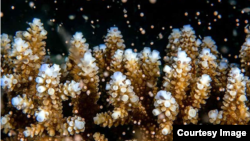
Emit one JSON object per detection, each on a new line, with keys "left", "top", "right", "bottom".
{"left": 150, "top": 42, "right": 154, "bottom": 45}
{"left": 218, "top": 15, "right": 221, "bottom": 19}
{"left": 220, "top": 46, "right": 229, "bottom": 54}
{"left": 91, "top": 20, "right": 94, "bottom": 24}
{"left": 228, "top": 0, "right": 236, "bottom": 5}
{"left": 214, "top": 11, "right": 218, "bottom": 16}
{"left": 126, "top": 21, "right": 130, "bottom": 24}
{"left": 158, "top": 33, "right": 163, "bottom": 39}
{"left": 82, "top": 15, "right": 89, "bottom": 21}
{"left": 47, "top": 20, "right": 54, "bottom": 26}
{"left": 245, "top": 20, "right": 248, "bottom": 24}
{"left": 121, "top": 0, "right": 127, "bottom": 3}
{"left": 54, "top": 0, "right": 57, "bottom": 3}
{"left": 107, "top": 5, "right": 110, "bottom": 9}
{"left": 29, "top": 1, "right": 34, "bottom": 8}
{"left": 196, "top": 12, "right": 200, "bottom": 16}
{"left": 123, "top": 9, "right": 127, "bottom": 13}
{"left": 11, "top": 6, "right": 15, "bottom": 10}
{"left": 149, "top": 0, "right": 157, "bottom": 4}
{"left": 1, "top": 12, "right": 3, "bottom": 17}
{"left": 236, "top": 23, "right": 240, "bottom": 26}
{"left": 184, "top": 12, "right": 188, "bottom": 16}
{"left": 80, "top": 7, "right": 83, "bottom": 11}
{"left": 169, "top": 25, "right": 172, "bottom": 29}
{"left": 140, "top": 12, "right": 144, "bottom": 17}
{"left": 214, "top": 19, "right": 217, "bottom": 22}
{"left": 210, "top": 3, "right": 213, "bottom": 6}
{"left": 232, "top": 29, "right": 237, "bottom": 36}
{"left": 52, "top": 19, "right": 55, "bottom": 22}
{"left": 198, "top": 21, "right": 201, "bottom": 25}
{"left": 151, "top": 25, "right": 154, "bottom": 29}
{"left": 69, "top": 15, "right": 75, "bottom": 20}
{"left": 224, "top": 38, "right": 227, "bottom": 42}
{"left": 162, "top": 27, "right": 165, "bottom": 30}
{"left": 141, "top": 30, "right": 146, "bottom": 35}
{"left": 131, "top": 43, "right": 134, "bottom": 46}
{"left": 96, "top": 19, "right": 99, "bottom": 22}
{"left": 208, "top": 26, "right": 211, "bottom": 30}
{"left": 138, "top": 5, "right": 141, "bottom": 9}
{"left": 56, "top": 54, "right": 62, "bottom": 60}
{"left": 124, "top": 14, "right": 128, "bottom": 18}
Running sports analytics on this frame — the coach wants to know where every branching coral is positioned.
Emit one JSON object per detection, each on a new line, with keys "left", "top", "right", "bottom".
{"left": 1, "top": 18, "right": 250, "bottom": 141}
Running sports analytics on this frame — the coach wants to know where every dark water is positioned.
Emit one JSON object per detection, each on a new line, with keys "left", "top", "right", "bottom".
{"left": 1, "top": 0, "right": 250, "bottom": 63}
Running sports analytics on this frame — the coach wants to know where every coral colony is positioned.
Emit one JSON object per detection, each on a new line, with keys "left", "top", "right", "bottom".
{"left": 1, "top": 18, "right": 250, "bottom": 141}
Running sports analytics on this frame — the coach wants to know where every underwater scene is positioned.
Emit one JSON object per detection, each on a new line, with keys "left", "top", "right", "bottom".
{"left": 1, "top": 0, "right": 250, "bottom": 140}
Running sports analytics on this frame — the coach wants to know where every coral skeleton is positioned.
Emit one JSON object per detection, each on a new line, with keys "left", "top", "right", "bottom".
{"left": 1, "top": 18, "right": 250, "bottom": 141}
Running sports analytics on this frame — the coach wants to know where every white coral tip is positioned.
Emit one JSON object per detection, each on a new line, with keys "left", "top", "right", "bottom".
{"left": 152, "top": 108, "right": 161, "bottom": 116}
{"left": 73, "top": 32, "right": 83, "bottom": 40}
{"left": 121, "top": 94, "right": 129, "bottom": 102}
{"left": 246, "top": 38, "right": 250, "bottom": 46}
{"left": 1, "top": 117, "right": 7, "bottom": 125}
{"left": 183, "top": 24, "right": 193, "bottom": 31}
{"left": 12, "top": 96, "right": 23, "bottom": 106}
{"left": 164, "top": 101, "right": 171, "bottom": 107}
{"left": 112, "top": 111, "right": 121, "bottom": 120}
{"left": 106, "top": 84, "right": 111, "bottom": 90}
{"left": 112, "top": 71, "right": 126, "bottom": 82}
{"left": 188, "top": 108, "right": 197, "bottom": 118}
{"left": 36, "top": 77, "right": 44, "bottom": 84}
{"left": 200, "top": 74, "right": 211, "bottom": 84}
{"left": 23, "top": 130, "right": 31, "bottom": 137}
{"left": 99, "top": 44, "right": 106, "bottom": 50}
{"left": 37, "top": 86, "right": 46, "bottom": 93}
{"left": 155, "top": 90, "right": 171, "bottom": 100}
{"left": 163, "top": 65, "right": 172, "bottom": 73}
{"left": 48, "top": 88, "right": 55, "bottom": 95}
{"left": 35, "top": 110, "right": 48, "bottom": 122}
{"left": 75, "top": 119, "right": 85, "bottom": 130}
{"left": 208, "top": 109, "right": 218, "bottom": 119}
{"left": 162, "top": 128, "right": 169, "bottom": 135}
{"left": 33, "top": 18, "right": 41, "bottom": 25}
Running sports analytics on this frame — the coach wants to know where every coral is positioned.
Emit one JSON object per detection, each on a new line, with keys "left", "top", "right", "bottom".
{"left": 1, "top": 18, "right": 250, "bottom": 141}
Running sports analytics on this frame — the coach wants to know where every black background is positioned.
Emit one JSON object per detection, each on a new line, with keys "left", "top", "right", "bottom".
{"left": 1, "top": 0, "right": 250, "bottom": 64}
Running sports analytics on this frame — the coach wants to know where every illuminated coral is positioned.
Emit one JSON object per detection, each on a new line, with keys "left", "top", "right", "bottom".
{"left": 1, "top": 19, "right": 250, "bottom": 141}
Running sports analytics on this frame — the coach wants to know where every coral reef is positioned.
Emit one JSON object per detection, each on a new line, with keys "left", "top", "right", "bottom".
{"left": 1, "top": 18, "right": 250, "bottom": 141}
